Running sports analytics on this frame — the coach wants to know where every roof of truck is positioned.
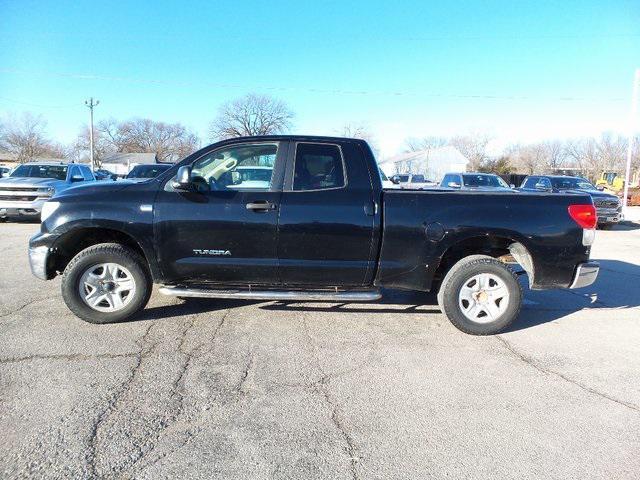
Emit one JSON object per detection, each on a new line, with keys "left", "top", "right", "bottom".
{"left": 211, "top": 135, "right": 370, "bottom": 144}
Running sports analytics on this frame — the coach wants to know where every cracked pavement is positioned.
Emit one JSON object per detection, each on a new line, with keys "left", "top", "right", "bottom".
{"left": 1, "top": 222, "right": 640, "bottom": 479}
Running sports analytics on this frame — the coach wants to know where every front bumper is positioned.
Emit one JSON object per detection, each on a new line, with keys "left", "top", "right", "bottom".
{"left": 569, "top": 261, "right": 599, "bottom": 289}
{"left": 596, "top": 207, "right": 622, "bottom": 224}
{"left": 28, "top": 245, "right": 50, "bottom": 280}
{"left": 0, "top": 198, "right": 47, "bottom": 217}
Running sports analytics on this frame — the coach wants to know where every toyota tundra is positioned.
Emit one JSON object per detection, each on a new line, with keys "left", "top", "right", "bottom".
{"left": 28, "top": 136, "right": 599, "bottom": 335}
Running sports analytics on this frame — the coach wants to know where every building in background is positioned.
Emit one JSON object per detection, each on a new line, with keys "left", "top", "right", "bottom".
{"left": 0, "top": 151, "right": 18, "bottom": 167}
{"left": 379, "top": 146, "right": 468, "bottom": 183}
{"left": 100, "top": 153, "right": 160, "bottom": 176}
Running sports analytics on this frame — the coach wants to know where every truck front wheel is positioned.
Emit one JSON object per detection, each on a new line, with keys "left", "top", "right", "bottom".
{"left": 61, "top": 243, "right": 152, "bottom": 324}
{"left": 437, "top": 255, "right": 522, "bottom": 335}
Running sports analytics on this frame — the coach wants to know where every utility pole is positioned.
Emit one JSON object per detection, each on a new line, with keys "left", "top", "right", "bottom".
{"left": 623, "top": 69, "right": 640, "bottom": 215}
{"left": 84, "top": 98, "right": 100, "bottom": 172}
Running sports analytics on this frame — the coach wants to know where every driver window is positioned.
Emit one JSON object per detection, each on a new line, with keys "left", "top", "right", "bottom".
{"left": 191, "top": 143, "right": 278, "bottom": 190}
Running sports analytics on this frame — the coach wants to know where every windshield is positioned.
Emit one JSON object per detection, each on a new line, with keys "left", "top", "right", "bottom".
{"left": 10, "top": 164, "right": 68, "bottom": 180}
{"left": 127, "top": 164, "right": 171, "bottom": 179}
{"left": 462, "top": 174, "right": 509, "bottom": 188}
{"left": 550, "top": 177, "right": 596, "bottom": 190}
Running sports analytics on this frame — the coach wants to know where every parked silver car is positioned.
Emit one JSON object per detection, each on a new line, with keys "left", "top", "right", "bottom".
{"left": 0, "top": 162, "right": 96, "bottom": 219}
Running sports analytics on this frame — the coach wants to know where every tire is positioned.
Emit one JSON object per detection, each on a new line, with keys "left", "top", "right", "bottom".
{"left": 437, "top": 255, "right": 522, "bottom": 335}
{"left": 61, "top": 243, "right": 152, "bottom": 324}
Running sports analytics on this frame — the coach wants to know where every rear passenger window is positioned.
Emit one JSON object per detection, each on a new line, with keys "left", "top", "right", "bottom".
{"left": 293, "top": 143, "right": 345, "bottom": 191}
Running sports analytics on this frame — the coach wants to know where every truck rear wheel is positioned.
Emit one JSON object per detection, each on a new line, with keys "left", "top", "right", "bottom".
{"left": 61, "top": 243, "right": 152, "bottom": 324}
{"left": 437, "top": 255, "right": 522, "bottom": 335}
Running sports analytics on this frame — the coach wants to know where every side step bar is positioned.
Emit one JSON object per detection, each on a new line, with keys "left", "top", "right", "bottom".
{"left": 158, "top": 286, "right": 382, "bottom": 302}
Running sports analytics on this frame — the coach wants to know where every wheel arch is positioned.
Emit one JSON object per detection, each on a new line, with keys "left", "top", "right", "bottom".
{"left": 432, "top": 233, "right": 535, "bottom": 289}
{"left": 48, "top": 227, "right": 155, "bottom": 279}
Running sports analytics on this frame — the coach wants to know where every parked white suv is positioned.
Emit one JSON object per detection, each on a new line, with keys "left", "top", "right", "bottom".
{"left": 390, "top": 173, "right": 437, "bottom": 189}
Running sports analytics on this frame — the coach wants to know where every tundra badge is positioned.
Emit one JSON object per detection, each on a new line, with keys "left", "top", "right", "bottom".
{"left": 193, "top": 249, "right": 232, "bottom": 256}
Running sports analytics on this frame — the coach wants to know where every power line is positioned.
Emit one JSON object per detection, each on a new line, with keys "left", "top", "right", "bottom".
{"left": 1, "top": 32, "right": 638, "bottom": 42}
{"left": 0, "top": 69, "right": 627, "bottom": 103}
{"left": 0, "top": 96, "right": 82, "bottom": 109}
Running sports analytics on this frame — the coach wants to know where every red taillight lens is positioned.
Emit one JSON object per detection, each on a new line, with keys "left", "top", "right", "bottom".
{"left": 568, "top": 204, "right": 597, "bottom": 229}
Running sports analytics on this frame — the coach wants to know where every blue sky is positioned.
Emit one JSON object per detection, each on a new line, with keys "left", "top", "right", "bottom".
{"left": 0, "top": 0, "right": 638, "bottom": 156}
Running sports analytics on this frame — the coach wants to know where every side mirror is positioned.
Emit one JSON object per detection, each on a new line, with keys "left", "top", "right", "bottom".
{"left": 70, "top": 175, "right": 84, "bottom": 182}
{"left": 447, "top": 181, "right": 461, "bottom": 188}
{"left": 596, "top": 185, "right": 605, "bottom": 191}
{"left": 390, "top": 176, "right": 400, "bottom": 185}
{"left": 510, "top": 184, "right": 516, "bottom": 189}
{"left": 171, "top": 165, "right": 193, "bottom": 191}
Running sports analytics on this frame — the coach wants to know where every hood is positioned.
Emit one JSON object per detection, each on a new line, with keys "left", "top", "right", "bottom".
{"left": 0, "top": 177, "right": 67, "bottom": 188}
{"left": 53, "top": 180, "right": 139, "bottom": 199}
{"left": 123, "top": 177, "right": 154, "bottom": 183}
{"left": 560, "top": 188, "right": 617, "bottom": 200}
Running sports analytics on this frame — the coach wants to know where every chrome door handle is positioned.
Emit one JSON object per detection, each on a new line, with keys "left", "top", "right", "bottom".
{"left": 246, "top": 201, "right": 276, "bottom": 211}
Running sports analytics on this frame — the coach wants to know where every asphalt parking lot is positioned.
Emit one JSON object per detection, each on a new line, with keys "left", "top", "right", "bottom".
{"left": 1, "top": 221, "right": 640, "bottom": 479}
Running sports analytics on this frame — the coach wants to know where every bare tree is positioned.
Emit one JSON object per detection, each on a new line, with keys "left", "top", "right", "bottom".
{"left": 403, "top": 136, "right": 448, "bottom": 152}
{"left": 71, "top": 123, "right": 115, "bottom": 166}
{"left": 564, "top": 133, "right": 627, "bottom": 180}
{"left": 565, "top": 138, "right": 600, "bottom": 177}
{"left": 479, "top": 156, "right": 513, "bottom": 174}
{"left": 0, "top": 112, "right": 66, "bottom": 162}
{"left": 117, "top": 118, "right": 200, "bottom": 162}
{"left": 449, "top": 133, "right": 491, "bottom": 171}
{"left": 336, "top": 122, "right": 372, "bottom": 140}
{"left": 74, "top": 117, "right": 200, "bottom": 164}
{"left": 210, "top": 94, "right": 294, "bottom": 140}
{"left": 596, "top": 132, "right": 626, "bottom": 171}
{"left": 335, "top": 122, "right": 380, "bottom": 157}
{"left": 542, "top": 140, "right": 566, "bottom": 170}
{"left": 505, "top": 143, "right": 546, "bottom": 174}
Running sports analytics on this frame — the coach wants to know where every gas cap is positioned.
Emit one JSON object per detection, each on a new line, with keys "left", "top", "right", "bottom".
{"left": 425, "top": 222, "right": 446, "bottom": 241}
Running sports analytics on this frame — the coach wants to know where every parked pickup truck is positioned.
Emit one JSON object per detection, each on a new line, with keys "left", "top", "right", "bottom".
{"left": 0, "top": 162, "right": 96, "bottom": 219}
{"left": 29, "top": 136, "right": 599, "bottom": 335}
{"left": 520, "top": 175, "right": 622, "bottom": 228}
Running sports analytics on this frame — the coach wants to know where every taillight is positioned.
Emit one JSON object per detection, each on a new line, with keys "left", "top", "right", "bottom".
{"left": 568, "top": 204, "right": 597, "bottom": 229}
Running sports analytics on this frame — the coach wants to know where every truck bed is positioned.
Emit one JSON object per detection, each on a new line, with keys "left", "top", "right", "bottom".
{"left": 375, "top": 189, "right": 592, "bottom": 291}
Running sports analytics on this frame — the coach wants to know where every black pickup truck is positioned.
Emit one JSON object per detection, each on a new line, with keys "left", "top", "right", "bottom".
{"left": 29, "top": 136, "right": 599, "bottom": 335}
